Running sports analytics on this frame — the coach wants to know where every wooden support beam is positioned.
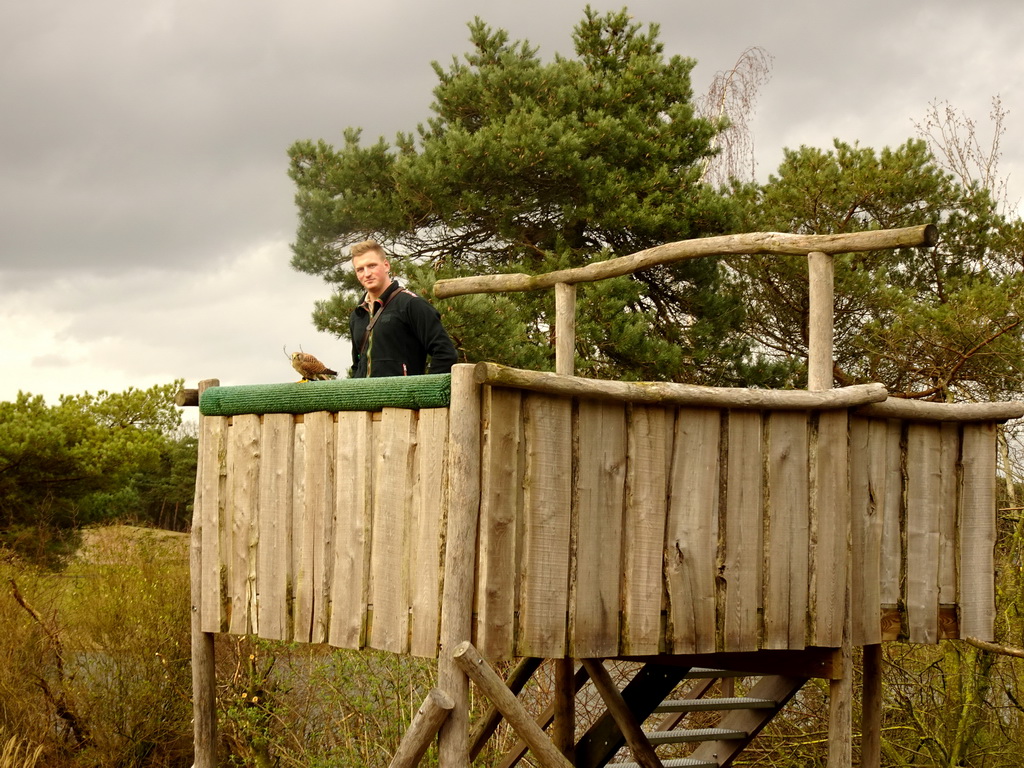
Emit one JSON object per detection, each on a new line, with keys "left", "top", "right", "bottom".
{"left": 552, "top": 659, "right": 576, "bottom": 761}
{"left": 453, "top": 642, "right": 574, "bottom": 768}
{"left": 554, "top": 282, "right": 576, "bottom": 376}
{"left": 807, "top": 250, "right": 834, "bottom": 392}
{"left": 190, "top": 378, "right": 219, "bottom": 768}
{"left": 580, "top": 659, "right": 664, "bottom": 768}
{"left": 862, "top": 644, "right": 883, "bottom": 768}
{"left": 388, "top": 688, "right": 455, "bottom": 768}
{"left": 469, "top": 657, "right": 544, "bottom": 760}
{"left": 438, "top": 365, "right": 482, "bottom": 768}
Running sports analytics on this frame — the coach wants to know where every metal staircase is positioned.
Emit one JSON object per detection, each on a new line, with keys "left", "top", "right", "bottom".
{"left": 578, "top": 664, "right": 808, "bottom": 768}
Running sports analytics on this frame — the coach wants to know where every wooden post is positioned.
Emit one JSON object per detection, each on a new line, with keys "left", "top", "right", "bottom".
{"left": 191, "top": 378, "right": 219, "bottom": 768}
{"left": 807, "top": 251, "right": 834, "bottom": 391}
{"left": 552, "top": 659, "right": 576, "bottom": 761}
{"left": 438, "top": 365, "right": 482, "bottom": 768}
{"left": 554, "top": 282, "right": 576, "bottom": 376}
{"left": 453, "top": 642, "right": 574, "bottom": 768}
{"left": 862, "top": 644, "right": 883, "bottom": 768}
{"left": 388, "top": 688, "right": 455, "bottom": 768}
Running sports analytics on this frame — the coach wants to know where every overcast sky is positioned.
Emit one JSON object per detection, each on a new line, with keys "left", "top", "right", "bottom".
{"left": 2, "top": 0, "right": 1022, "bottom": 407}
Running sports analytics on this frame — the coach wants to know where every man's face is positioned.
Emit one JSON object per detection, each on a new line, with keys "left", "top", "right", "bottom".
{"left": 352, "top": 250, "right": 392, "bottom": 298}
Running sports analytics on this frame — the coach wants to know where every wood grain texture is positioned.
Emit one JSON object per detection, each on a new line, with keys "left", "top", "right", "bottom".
{"left": 518, "top": 393, "right": 572, "bottom": 658}
{"left": 571, "top": 400, "right": 626, "bottom": 658}
{"left": 621, "top": 405, "right": 672, "bottom": 655}
{"left": 723, "top": 411, "right": 764, "bottom": 652}
{"left": 475, "top": 387, "right": 522, "bottom": 659}
{"left": 665, "top": 408, "right": 721, "bottom": 654}
{"left": 764, "top": 412, "right": 809, "bottom": 649}
{"left": 329, "top": 411, "right": 374, "bottom": 649}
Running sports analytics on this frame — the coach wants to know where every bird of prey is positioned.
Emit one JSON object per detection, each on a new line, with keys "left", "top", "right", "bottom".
{"left": 290, "top": 351, "right": 338, "bottom": 382}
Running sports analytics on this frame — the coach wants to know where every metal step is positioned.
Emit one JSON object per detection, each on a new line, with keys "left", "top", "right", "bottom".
{"left": 610, "top": 759, "right": 718, "bottom": 768}
{"left": 656, "top": 696, "right": 777, "bottom": 713}
{"left": 682, "top": 667, "right": 753, "bottom": 679}
{"left": 646, "top": 727, "right": 748, "bottom": 744}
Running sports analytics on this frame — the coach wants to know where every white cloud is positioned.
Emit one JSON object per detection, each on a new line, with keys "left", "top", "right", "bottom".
{"left": 0, "top": 241, "right": 346, "bottom": 404}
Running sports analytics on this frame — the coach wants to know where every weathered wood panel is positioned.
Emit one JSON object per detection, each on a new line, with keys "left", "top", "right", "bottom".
{"left": 621, "top": 405, "right": 673, "bottom": 655}
{"left": 723, "top": 411, "right": 763, "bottom": 652}
{"left": 665, "top": 408, "right": 721, "bottom": 655}
{"left": 571, "top": 400, "right": 626, "bottom": 658}
{"left": 810, "top": 411, "right": 849, "bottom": 648}
{"left": 517, "top": 394, "right": 573, "bottom": 658}
{"left": 257, "top": 414, "right": 294, "bottom": 641}
{"left": 227, "top": 414, "right": 260, "bottom": 636}
{"left": 370, "top": 408, "right": 417, "bottom": 654}
{"left": 475, "top": 388, "right": 522, "bottom": 659}
{"left": 410, "top": 407, "right": 449, "bottom": 657}
{"left": 849, "top": 417, "right": 885, "bottom": 646}
{"left": 199, "top": 415, "right": 227, "bottom": 634}
{"left": 959, "top": 423, "right": 996, "bottom": 640}
{"left": 906, "top": 424, "right": 941, "bottom": 644}
{"left": 764, "top": 412, "right": 809, "bottom": 649}
{"left": 329, "top": 411, "right": 374, "bottom": 649}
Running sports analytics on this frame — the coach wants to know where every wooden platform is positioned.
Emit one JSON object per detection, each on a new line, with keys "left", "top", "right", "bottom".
{"left": 192, "top": 363, "right": 1007, "bottom": 660}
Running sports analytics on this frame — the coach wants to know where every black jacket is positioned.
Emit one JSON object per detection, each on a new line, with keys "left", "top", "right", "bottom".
{"left": 348, "top": 280, "right": 458, "bottom": 378}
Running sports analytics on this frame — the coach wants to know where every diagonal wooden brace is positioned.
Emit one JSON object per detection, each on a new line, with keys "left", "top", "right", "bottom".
{"left": 453, "top": 642, "right": 574, "bottom": 768}
{"left": 580, "top": 659, "right": 664, "bottom": 768}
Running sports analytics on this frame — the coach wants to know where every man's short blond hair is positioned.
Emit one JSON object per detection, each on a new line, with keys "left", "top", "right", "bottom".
{"left": 349, "top": 239, "right": 387, "bottom": 260}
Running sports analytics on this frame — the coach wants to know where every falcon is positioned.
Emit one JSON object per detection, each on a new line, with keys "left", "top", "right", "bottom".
{"left": 289, "top": 351, "right": 338, "bottom": 381}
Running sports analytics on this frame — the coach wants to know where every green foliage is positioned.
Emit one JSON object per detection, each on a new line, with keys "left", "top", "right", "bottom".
{"left": 289, "top": 7, "right": 762, "bottom": 384}
{"left": 732, "top": 139, "right": 1024, "bottom": 398}
{"left": 0, "top": 383, "right": 193, "bottom": 560}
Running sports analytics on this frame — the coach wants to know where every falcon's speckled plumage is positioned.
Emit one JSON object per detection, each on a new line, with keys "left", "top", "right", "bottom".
{"left": 290, "top": 351, "right": 337, "bottom": 381}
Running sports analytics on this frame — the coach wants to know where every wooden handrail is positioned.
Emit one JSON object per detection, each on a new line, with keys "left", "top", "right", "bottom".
{"left": 433, "top": 225, "right": 937, "bottom": 298}
{"left": 474, "top": 362, "right": 888, "bottom": 409}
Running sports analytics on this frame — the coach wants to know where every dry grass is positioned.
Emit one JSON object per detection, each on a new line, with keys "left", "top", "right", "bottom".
{"left": 0, "top": 735, "right": 44, "bottom": 768}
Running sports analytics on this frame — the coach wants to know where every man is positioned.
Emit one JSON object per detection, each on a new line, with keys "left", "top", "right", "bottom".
{"left": 348, "top": 240, "right": 458, "bottom": 378}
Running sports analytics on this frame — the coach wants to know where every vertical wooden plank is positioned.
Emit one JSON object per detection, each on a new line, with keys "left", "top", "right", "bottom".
{"left": 763, "top": 411, "right": 809, "bottom": 649}
{"left": 937, "top": 422, "right": 960, "bottom": 607}
{"left": 190, "top": 379, "right": 219, "bottom": 768}
{"left": 810, "top": 410, "right": 850, "bottom": 648}
{"left": 369, "top": 408, "right": 417, "bottom": 654}
{"left": 723, "top": 410, "right": 763, "bottom": 652}
{"left": 438, "top": 364, "right": 483, "bottom": 768}
{"left": 879, "top": 421, "right": 903, "bottom": 607}
{"left": 410, "top": 407, "right": 449, "bottom": 657}
{"left": 329, "top": 411, "right": 374, "bottom": 648}
{"left": 257, "top": 414, "right": 294, "bottom": 641}
{"left": 228, "top": 414, "right": 261, "bottom": 636}
{"left": 622, "top": 405, "right": 672, "bottom": 656}
{"left": 475, "top": 387, "right": 522, "bottom": 659}
{"left": 959, "top": 422, "right": 996, "bottom": 640}
{"left": 850, "top": 418, "right": 886, "bottom": 646}
{"left": 199, "top": 416, "right": 227, "bottom": 633}
{"left": 906, "top": 423, "right": 941, "bottom": 644}
{"left": 291, "top": 421, "right": 311, "bottom": 643}
{"left": 303, "top": 411, "right": 335, "bottom": 644}
{"left": 517, "top": 392, "right": 572, "bottom": 658}
{"left": 571, "top": 400, "right": 627, "bottom": 658}
{"left": 665, "top": 408, "right": 721, "bottom": 654}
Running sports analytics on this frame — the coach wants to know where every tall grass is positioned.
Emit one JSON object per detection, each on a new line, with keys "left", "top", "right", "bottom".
{"left": 0, "top": 735, "right": 44, "bottom": 768}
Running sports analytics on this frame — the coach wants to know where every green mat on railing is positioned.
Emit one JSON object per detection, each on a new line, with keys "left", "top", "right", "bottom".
{"left": 199, "top": 374, "right": 451, "bottom": 416}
